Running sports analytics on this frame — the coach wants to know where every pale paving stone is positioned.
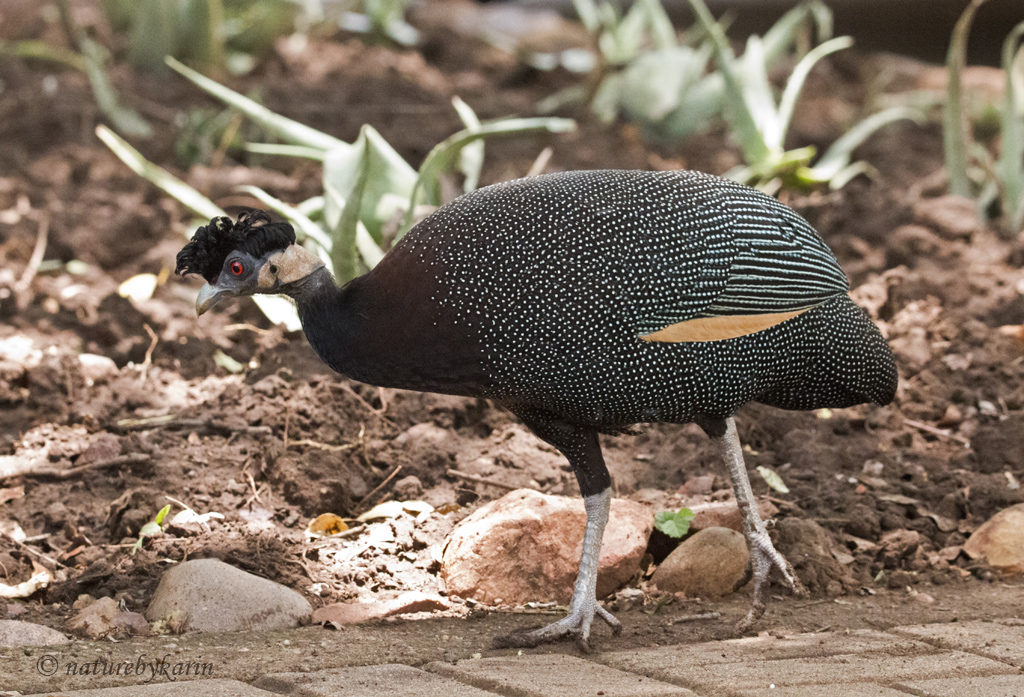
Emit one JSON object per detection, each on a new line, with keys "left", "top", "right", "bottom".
{"left": 602, "top": 629, "right": 931, "bottom": 668}
{"left": 25, "top": 678, "right": 279, "bottom": 697}
{"left": 736, "top": 684, "right": 912, "bottom": 697}
{"left": 895, "top": 674, "right": 1024, "bottom": 697}
{"left": 599, "top": 649, "right": 1011, "bottom": 692}
{"left": 892, "top": 620, "right": 1024, "bottom": 667}
{"left": 255, "top": 664, "right": 499, "bottom": 697}
{"left": 427, "top": 653, "right": 696, "bottom": 697}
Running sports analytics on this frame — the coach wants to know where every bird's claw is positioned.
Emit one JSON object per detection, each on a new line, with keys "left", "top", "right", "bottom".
{"left": 493, "top": 603, "right": 621, "bottom": 652}
{"left": 735, "top": 528, "right": 807, "bottom": 633}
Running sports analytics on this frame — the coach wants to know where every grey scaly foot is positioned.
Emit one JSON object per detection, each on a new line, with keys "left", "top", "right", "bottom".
{"left": 493, "top": 599, "right": 621, "bottom": 652}
{"left": 705, "top": 416, "right": 807, "bottom": 632}
{"left": 493, "top": 488, "right": 620, "bottom": 652}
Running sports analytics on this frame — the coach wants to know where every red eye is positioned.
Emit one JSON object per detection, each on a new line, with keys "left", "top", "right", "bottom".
{"left": 230, "top": 260, "right": 244, "bottom": 276}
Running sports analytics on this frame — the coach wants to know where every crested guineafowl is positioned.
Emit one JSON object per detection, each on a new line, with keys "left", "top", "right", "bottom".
{"left": 175, "top": 170, "right": 897, "bottom": 650}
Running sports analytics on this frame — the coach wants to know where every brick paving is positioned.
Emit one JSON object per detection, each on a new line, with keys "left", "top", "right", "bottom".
{"left": 10, "top": 620, "right": 1024, "bottom": 697}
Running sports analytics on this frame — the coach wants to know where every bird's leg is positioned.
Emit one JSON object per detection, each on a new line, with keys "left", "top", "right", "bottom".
{"left": 494, "top": 419, "right": 620, "bottom": 652}
{"left": 700, "top": 416, "right": 807, "bottom": 631}
{"left": 495, "top": 487, "right": 619, "bottom": 651}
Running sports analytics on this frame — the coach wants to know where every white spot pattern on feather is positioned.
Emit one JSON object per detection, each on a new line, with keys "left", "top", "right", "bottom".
{"left": 395, "top": 170, "right": 896, "bottom": 427}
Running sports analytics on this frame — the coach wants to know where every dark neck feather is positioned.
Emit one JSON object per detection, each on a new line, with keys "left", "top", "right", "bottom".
{"left": 290, "top": 268, "right": 359, "bottom": 378}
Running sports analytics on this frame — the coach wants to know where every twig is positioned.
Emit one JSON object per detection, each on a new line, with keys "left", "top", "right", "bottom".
{"left": 903, "top": 417, "right": 971, "bottom": 447}
{"left": 5, "top": 535, "right": 65, "bottom": 569}
{"left": 141, "top": 323, "right": 158, "bottom": 367}
{"left": 330, "top": 383, "right": 393, "bottom": 422}
{"left": 115, "top": 415, "right": 271, "bottom": 435}
{"left": 243, "top": 470, "right": 263, "bottom": 507}
{"left": 286, "top": 438, "right": 357, "bottom": 452}
{"left": 355, "top": 464, "right": 403, "bottom": 510}
{"left": 446, "top": 468, "right": 520, "bottom": 491}
{"left": 15, "top": 214, "right": 49, "bottom": 309}
{"left": 224, "top": 323, "right": 277, "bottom": 336}
{"left": 0, "top": 454, "right": 150, "bottom": 482}
{"left": 669, "top": 611, "right": 721, "bottom": 623}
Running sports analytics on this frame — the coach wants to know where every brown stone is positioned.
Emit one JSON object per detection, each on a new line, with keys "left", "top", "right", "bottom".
{"left": 651, "top": 527, "right": 749, "bottom": 598}
{"left": 964, "top": 503, "right": 1024, "bottom": 573}
{"left": 441, "top": 489, "right": 652, "bottom": 605}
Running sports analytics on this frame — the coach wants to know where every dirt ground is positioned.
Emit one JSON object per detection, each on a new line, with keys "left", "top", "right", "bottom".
{"left": 1, "top": 0, "right": 1023, "bottom": 643}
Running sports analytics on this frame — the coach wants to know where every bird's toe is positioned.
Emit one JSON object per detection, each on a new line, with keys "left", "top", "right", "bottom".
{"left": 493, "top": 604, "right": 618, "bottom": 650}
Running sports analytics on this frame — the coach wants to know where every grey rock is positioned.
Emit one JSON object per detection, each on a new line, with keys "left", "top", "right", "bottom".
{"left": 0, "top": 619, "right": 69, "bottom": 647}
{"left": 145, "top": 558, "right": 311, "bottom": 633}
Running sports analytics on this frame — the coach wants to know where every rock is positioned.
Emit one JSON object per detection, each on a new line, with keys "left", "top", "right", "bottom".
{"left": 78, "top": 353, "right": 118, "bottom": 384}
{"left": 441, "top": 489, "right": 652, "bottom": 605}
{"left": 68, "top": 596, "right": 149, "bottom": 640}
{"left": 963, "top": 503, "right": 1024, "bottom": 573}
{"left": 145, "top": 558, "right": 312, "bottom": 632}
{"left": 312, "top": 591, "right": 450, "bottom": 627}
{"left": 0, "top": 619, "right": 69, "bottom": 647}
{"left": 912, "top": 195, "right": 980, "bottom": 240}
{"left": 776, "top": 518, "right": 858, "bottom": 594}
{"left": 393, "top": 475, "right": 423, "bottom": 499}
{"left": 651, "top": 527, "right": 749, "bottom": 598}
{"left": 688, "top": 499, "right": 778, "bottom": 533}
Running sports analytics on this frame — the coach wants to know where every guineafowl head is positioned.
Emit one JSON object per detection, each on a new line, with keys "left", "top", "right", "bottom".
{"left": 175, "top": 210, "right": 324, "bottom": 315}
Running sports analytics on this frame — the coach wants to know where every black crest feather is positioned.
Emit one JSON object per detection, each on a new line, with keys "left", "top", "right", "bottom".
{"left": 175, "top": 210, "right": 296, "bottom": 284}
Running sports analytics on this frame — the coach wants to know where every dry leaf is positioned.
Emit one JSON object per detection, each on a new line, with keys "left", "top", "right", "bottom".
{"left": 306, "top": 513, "right": 349, "bottom": 538}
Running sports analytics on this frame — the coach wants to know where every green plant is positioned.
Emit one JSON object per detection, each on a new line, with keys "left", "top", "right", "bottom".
{"left": 654, "top": 507, "right": 696, "bottom": 538}
{"left": 945, "top": 0, "right": 1024, "bottom": 236}
{"left": 131, "top": 504, "right": 171, "bottom": 555}
{"left": 98, "top": 57, "right": 574, "bottom": 327}
{"left": 339, "top": 0, "right": 419, "bottom": 46}
{"left": 102, "top": 0, "right": 301, "bottom": 74}
{"left": 688, "top": 0, "right": 918, "bottom": 192}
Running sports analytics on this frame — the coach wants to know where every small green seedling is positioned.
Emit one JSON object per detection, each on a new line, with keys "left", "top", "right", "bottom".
{"left": 131, "top": 504, "right": 171, "bottom": 555}
{"left": 654, "top": 507, "right": 696, "bottom": 538}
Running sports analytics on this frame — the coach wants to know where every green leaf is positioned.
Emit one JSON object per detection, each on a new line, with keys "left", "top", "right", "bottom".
{"left": 775, "top": 35, "right": 852, "bottom": 148}
{"left": 688, "top": 0, "right": 771, "bottom": 163}
{"left": 153, "top": 504, "right": 172, "bottom": 526}
{"left": 138, "top": 522, "right": 162, "bottom": 537}
{"left": 413, "top": 115, "right": 576, "bottom": 209}
{"left": 243, "top": 142, "right": 326, "bottom": 160}
{"left": 324, "top": 125, "right": 417, "bottom": 246}
{"left": 654, "top": 507, "right": 696, "bottom": 539}
{"left": 251, "top": 295, "right": 302, "bottom": 331}
{"left": 944, "top": 0, "right": 989, "bottom": 198}
{"left": 96, "top": 125, "right": 224, "bottom": 221}
{"left": 451, "top": 97, "right": 484, "bottom": 194}
{"left": 81, "top": 37, "right": 152, "bottom": 138}
{"left": 756, "top": 465, "right": 790, "bottom": 494}
{"left": 810, "top": 105, "right": 920, "bottom": 185}
{"left": 997, "top": 21, "right": 1024, "bottom": 232}
{"left": 213, "top": 350, "right": 245, "bottom": 373}
{"left": 166, "top": 56, "right": 347, "bottom": 152}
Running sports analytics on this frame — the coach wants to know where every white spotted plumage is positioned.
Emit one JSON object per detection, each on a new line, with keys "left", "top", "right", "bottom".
{"left": 394, "top": 169, "right": 896, "bottom": 427}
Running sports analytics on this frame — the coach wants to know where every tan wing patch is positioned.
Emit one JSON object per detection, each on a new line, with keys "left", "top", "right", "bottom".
{"left": 640, "top": 307, "right": 812, "bottom": 343}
